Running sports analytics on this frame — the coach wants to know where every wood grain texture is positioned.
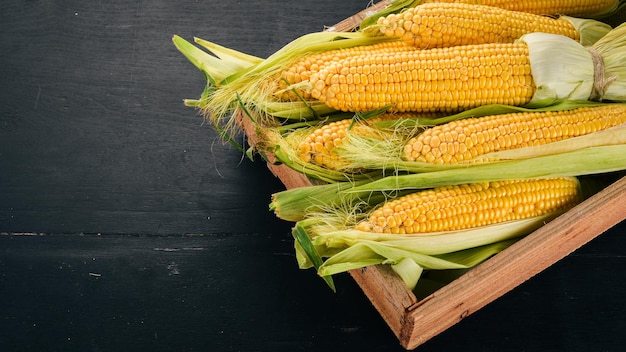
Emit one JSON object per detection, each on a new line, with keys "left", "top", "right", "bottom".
{"left": 0, "top": 1, "right": 370, "bottom": 235}
{"left": 0, "top": 233, "right": 397, "bottom": 351}
{"left": 1, "top": 1, "right": 626, "bottom": 351}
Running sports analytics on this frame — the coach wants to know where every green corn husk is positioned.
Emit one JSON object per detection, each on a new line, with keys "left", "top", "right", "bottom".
{"left": 562, "top": 16, "right": 612, "bottom": 46}
{"left": 338, "top": 105, "right": 626, "bottom": 192}
{"left": 523, "top": 23, "right": 626, "bottom": 104}
{"left": 271, "top": 145, "right": 626, "bottom": 226}
{"left": 271, "top": 179, "right": 376, "bottom": 222}
{"left": 347, "top": 143, "right": 626, "bottom": 193}
{"left": 372, "top": 99, "right": 610, "bottom": 129}
{"left": 255, "top": 121, "right": 384, "bottom": 184}
{"left": 172, "top": 35, "right": 262, "bottom": 84}
{"left": 173, "top": 31, "right": 400, "bottom": 135}
{"left": 254, "top": 106, "right": 404, "bottom": 183}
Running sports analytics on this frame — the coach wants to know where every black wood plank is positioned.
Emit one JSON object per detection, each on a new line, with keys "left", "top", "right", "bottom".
{"left": 1, "top": 231, "right": 626, "bottom": 352}
{"left": 0, "top": 233, "right": 399, "bottom": 352}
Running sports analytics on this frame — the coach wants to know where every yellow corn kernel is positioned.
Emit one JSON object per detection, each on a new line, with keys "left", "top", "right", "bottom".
{"left": 274, "top": 40, "right": 413, "bottom": 101}
{"left": 309, "top": 43, "right": 535, "bottom": 113}
{"left": 377, "top": 3, "right": 580, "bottom": 49}
{"left": 298, "top": 119, "right": 351, "bottom": 168}
{"left": 403, "top": 104, "right": 626, "bottom": 164}
{"left": 418, "top": 0, "right": 619, "bottom": 18}
{"left": 298, "top": 112, "right": 435, "bottom": 169}
{"left": 355, "top": 177, "right": 580, "bottom": 234}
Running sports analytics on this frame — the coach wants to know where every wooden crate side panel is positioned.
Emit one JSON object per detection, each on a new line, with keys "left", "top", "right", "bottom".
{"left": 349, "top": 265, "right": 418, "bottom": 340}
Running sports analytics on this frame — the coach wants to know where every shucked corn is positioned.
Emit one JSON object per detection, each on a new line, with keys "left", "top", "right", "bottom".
{"left": 355, "top": 177, "right": 581, "bottom": 234}
{"left": 309, "top": 42, "right": 535, "bottom": 113}
{"left": 403, "top": 104, "right": 626, "bottom": 164}
{"left": 275, "top": 40, "right": 413, "bottom": 101}
{"left": 376, "top": 3, "right": 581, "bottom": 49}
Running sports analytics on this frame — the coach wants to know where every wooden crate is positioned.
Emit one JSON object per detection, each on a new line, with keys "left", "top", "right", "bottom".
{"left": 239, "top": 2, "right": 626, "bottom": 349}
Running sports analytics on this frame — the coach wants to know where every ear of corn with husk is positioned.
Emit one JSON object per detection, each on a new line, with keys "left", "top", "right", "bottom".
{"left": 308, "top": 23, "right": 626, "bottom": 114}
{"left": 335, "top": 102, "right": 626, "bottom": 170}
{"left": 289, "top": 176, "right": 613, "bottom": 290}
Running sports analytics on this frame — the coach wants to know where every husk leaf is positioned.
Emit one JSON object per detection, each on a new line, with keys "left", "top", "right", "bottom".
{"left": 297, "top": 206, "right": 569, "bottom": 289}
{"left": 346, "top": 144, "right": 626, "bottom": 193}
{"left": 173, "top": 31, "right": 399, "bottom": 136}
{"left": 523, "top": 23, "right": 626, "bottom": 104}
{"left": 562, "top": 16, "right": 612, "bottom": 46}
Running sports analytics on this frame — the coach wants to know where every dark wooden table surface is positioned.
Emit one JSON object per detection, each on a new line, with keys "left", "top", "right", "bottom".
{"left": 1, "top": 1, "right": 625, "bottom": 351}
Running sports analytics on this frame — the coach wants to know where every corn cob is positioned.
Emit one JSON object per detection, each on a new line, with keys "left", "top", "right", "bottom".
{"left": 309, "top": 42, "right": 535, "bottom": 113}
{"left": 403, "top": 104, "right": 626, "bottom": 164}
{"left": 417, "top": 0, "right": 621, "bottom": 18}
{"left": 355, "top": 177, "right": 580, "bottom": 234}
{"left": 297, "top": 118, "right": 367, "bottom": 169}
{"left": 375, "top": 3, "right": 610, "bottom": 49}
{"left": 275, "top": 40, "right": 412, "bottom": 101}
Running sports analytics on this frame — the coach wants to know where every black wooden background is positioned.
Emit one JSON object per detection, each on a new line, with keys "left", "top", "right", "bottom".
{"left": 1, "top": 1, "right": 625, "bottom": 351}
